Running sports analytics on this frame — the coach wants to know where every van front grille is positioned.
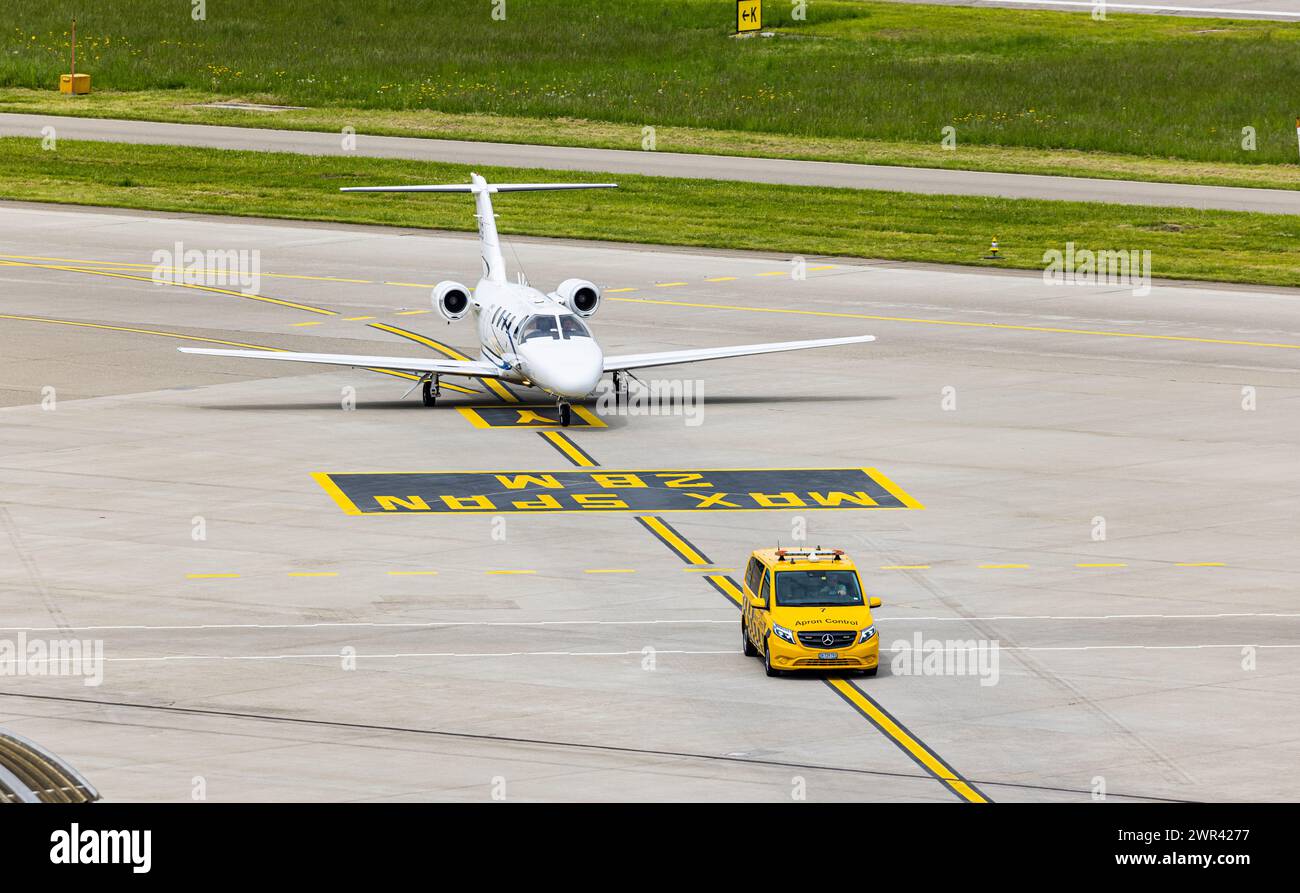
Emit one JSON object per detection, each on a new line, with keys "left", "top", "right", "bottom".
{"left": 796, "top": 630, "right": 856, "bottom": 649}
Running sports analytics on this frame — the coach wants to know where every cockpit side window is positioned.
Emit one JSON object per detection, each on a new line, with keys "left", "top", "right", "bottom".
{"left": 559, "top": 316, "right": 591, "bottom": 339}
{"left": 519, "top": 315, "right": 561, "bottom": 342}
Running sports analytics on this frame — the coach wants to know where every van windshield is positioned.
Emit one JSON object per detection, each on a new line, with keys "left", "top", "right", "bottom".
{"left": 773, "top": 570, "right": 864, "bottom": 607}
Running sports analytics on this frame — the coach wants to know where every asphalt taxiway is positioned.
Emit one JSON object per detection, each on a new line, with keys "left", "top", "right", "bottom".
{"left": 2, "top": 113, "right": 1297, "bottom": 215}
{"left": 1, "top": 202, "right": 1298, "bottom": 801}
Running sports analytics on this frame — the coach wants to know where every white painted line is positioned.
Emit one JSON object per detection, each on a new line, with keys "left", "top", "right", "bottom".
{"left": 15, "top": 642, "right": 1300, "bottom": 666}
{"left": 23, "top": 649, "right": 740, "bottom": 664}
{"left": 0, "top": 619, "right": 739, "bottom": 633}
{"left": 887, "top": 612, "right": 1300, "bottom": 621}
{"left": 4, "top": 612, "right": 1298, "bottom": 634}
{"left": 983, "top": 0, "right": 1300, "bottom": 16}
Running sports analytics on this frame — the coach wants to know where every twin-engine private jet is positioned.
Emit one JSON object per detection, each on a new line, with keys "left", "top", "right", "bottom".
{"left": 180, "top": 174, "right": 875, "bottom": 425}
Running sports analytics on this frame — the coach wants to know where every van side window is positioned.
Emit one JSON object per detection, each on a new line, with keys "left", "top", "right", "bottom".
{"left": 758, "top": 570, "right": 771, "bottom": 604}
{"left": 745, "top": 557, "right": 761, "bottom": 593}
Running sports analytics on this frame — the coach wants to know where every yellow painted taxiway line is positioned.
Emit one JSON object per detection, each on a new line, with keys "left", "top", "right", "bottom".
{"left": 610, "top": 295, "right": 1300, "bottom": 352}
{"left": 538, "top": 430, "right": 599, "bottom": 467}
{"left": 0, "top": 259, "right": 338, "bottom": 315}
{"left": 636, "top": 516, "right": 712, "bottom": 566}
{"left": 825, "top": 678, "right": 990, "bottom": 803}
{"left": 368, "top": 322, "right": 518, "bottom": 402}
{"left": 185, "top": 573, "right": 241, "bottom": 580}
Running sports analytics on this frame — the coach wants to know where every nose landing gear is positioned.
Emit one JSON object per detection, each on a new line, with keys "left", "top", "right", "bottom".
{"left": 557, "top": 401, "right": 573, "bottom": 427}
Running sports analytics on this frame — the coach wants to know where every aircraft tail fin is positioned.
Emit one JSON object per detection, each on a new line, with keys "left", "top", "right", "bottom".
{"left": 342, "top": 175, "right": 617, "bottom": 282}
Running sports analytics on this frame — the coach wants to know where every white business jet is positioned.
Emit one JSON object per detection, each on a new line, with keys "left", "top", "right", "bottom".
{"left": 180, "top": 174, "right": 875, "bottom": 426}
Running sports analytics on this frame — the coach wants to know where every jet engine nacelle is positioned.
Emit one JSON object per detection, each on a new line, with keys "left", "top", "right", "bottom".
{"left": 551, "top": 278, "right": 602, "bottom": 318}
{"left": 432, "top": 281, "right": 472, "bottom": 322}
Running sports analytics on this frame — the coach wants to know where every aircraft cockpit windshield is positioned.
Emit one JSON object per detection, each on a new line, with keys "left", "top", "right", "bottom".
{"left": 559, "top": 316, "right": 591, "bottom": 339}
{"left": 520, "top": 315, "right": 592, "bottom": 342}
{"left": 519, "top": 315, "right": 561, "bottom": 342}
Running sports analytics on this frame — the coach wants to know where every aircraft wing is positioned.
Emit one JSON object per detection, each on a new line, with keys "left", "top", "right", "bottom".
{"left": 177, "top": 347, "right": 506, "bottom": 378}
{"left": 602, "top": 335, "right": 875, "bottom": 373}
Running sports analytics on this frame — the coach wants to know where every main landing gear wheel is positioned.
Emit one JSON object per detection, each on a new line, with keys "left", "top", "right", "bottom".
{"left": 558, "top": 402, "right": 573, "bottom": 427}
{"left": 421, "top": 378, "right": 439, "bottom": 407}
{"left": 742, "top": 622, "right": 757, "bottom": 657}
{"left": 612, "top": 370, "right": 626, "bottom": 409}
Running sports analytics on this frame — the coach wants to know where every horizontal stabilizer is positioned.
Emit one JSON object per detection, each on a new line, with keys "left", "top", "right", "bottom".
{"left": 341, "top": 183, "right": 617, "bottom": 194}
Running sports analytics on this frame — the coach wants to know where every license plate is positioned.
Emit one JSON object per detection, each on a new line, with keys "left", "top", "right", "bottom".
{"left": 818, "top": 652, "right": 838, "bottom": 660}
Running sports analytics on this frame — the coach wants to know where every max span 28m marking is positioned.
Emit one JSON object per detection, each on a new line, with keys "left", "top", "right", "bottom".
{"left": 313, "top": 467, "right": 922, "bottom": 515}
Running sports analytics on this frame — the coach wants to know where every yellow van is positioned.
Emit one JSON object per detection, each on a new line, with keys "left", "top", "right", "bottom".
{"left": 740, "top": 547, "right": 881, "bottom": 677}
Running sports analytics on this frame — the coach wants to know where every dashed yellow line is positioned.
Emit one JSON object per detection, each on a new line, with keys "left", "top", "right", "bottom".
{"left": 605, "top": 287, "right": 638, "bottom": 293}
{"left": 654, "top": 281, "right": 688, "bottom": 288}
{"left": 0, "top": 259, "right": 338, "bottom": 315}
{"left": 1077, "top": 563, "right": 1129, "bottom": 568}
{"left": 385, "top": 282, "right": 436, "bottom": 289}
{"left": 608, "top": 295, "right": 1300, "bottom": 352}
{"left": 0, "top": 314, "right": 283, "bottom": 350}
{"left": 395, "top": 309, "right": 430, "bottom": 315}
{"left": 343, "top": 315, "right": 376, "bottom": 321}
{"left": 703, "top": 276, "right": 737, "bottom": 282}
{"left": 1177, "top": 562, "right": 1225, "bottom": 567}
{"left": 185, "top": 573, "right": 241, "bottom": 580}
{"left": 290, "top": 321, "right": 324, "bottom": 327}
{"left": 757, "top": 270, "right": 788, "bottom": 277}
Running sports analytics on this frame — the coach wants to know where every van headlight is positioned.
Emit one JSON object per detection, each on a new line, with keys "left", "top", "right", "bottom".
{"left": 859, "top": 625, "right": 877, "bottom": 643}
{"left": 772, "top": 623, "right": 796, "bottom": 644}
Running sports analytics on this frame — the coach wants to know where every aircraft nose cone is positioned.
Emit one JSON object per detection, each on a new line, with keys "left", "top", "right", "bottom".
{"left": 520, "top": 339, "right": 603, "bottom": 399}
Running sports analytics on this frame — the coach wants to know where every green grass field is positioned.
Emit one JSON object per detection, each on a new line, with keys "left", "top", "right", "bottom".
{"left": 3, "top": 137, "right": 1297, "bottom": 288}
{"left": 2, "top": 0, "right": 1300, "bottom": 165}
